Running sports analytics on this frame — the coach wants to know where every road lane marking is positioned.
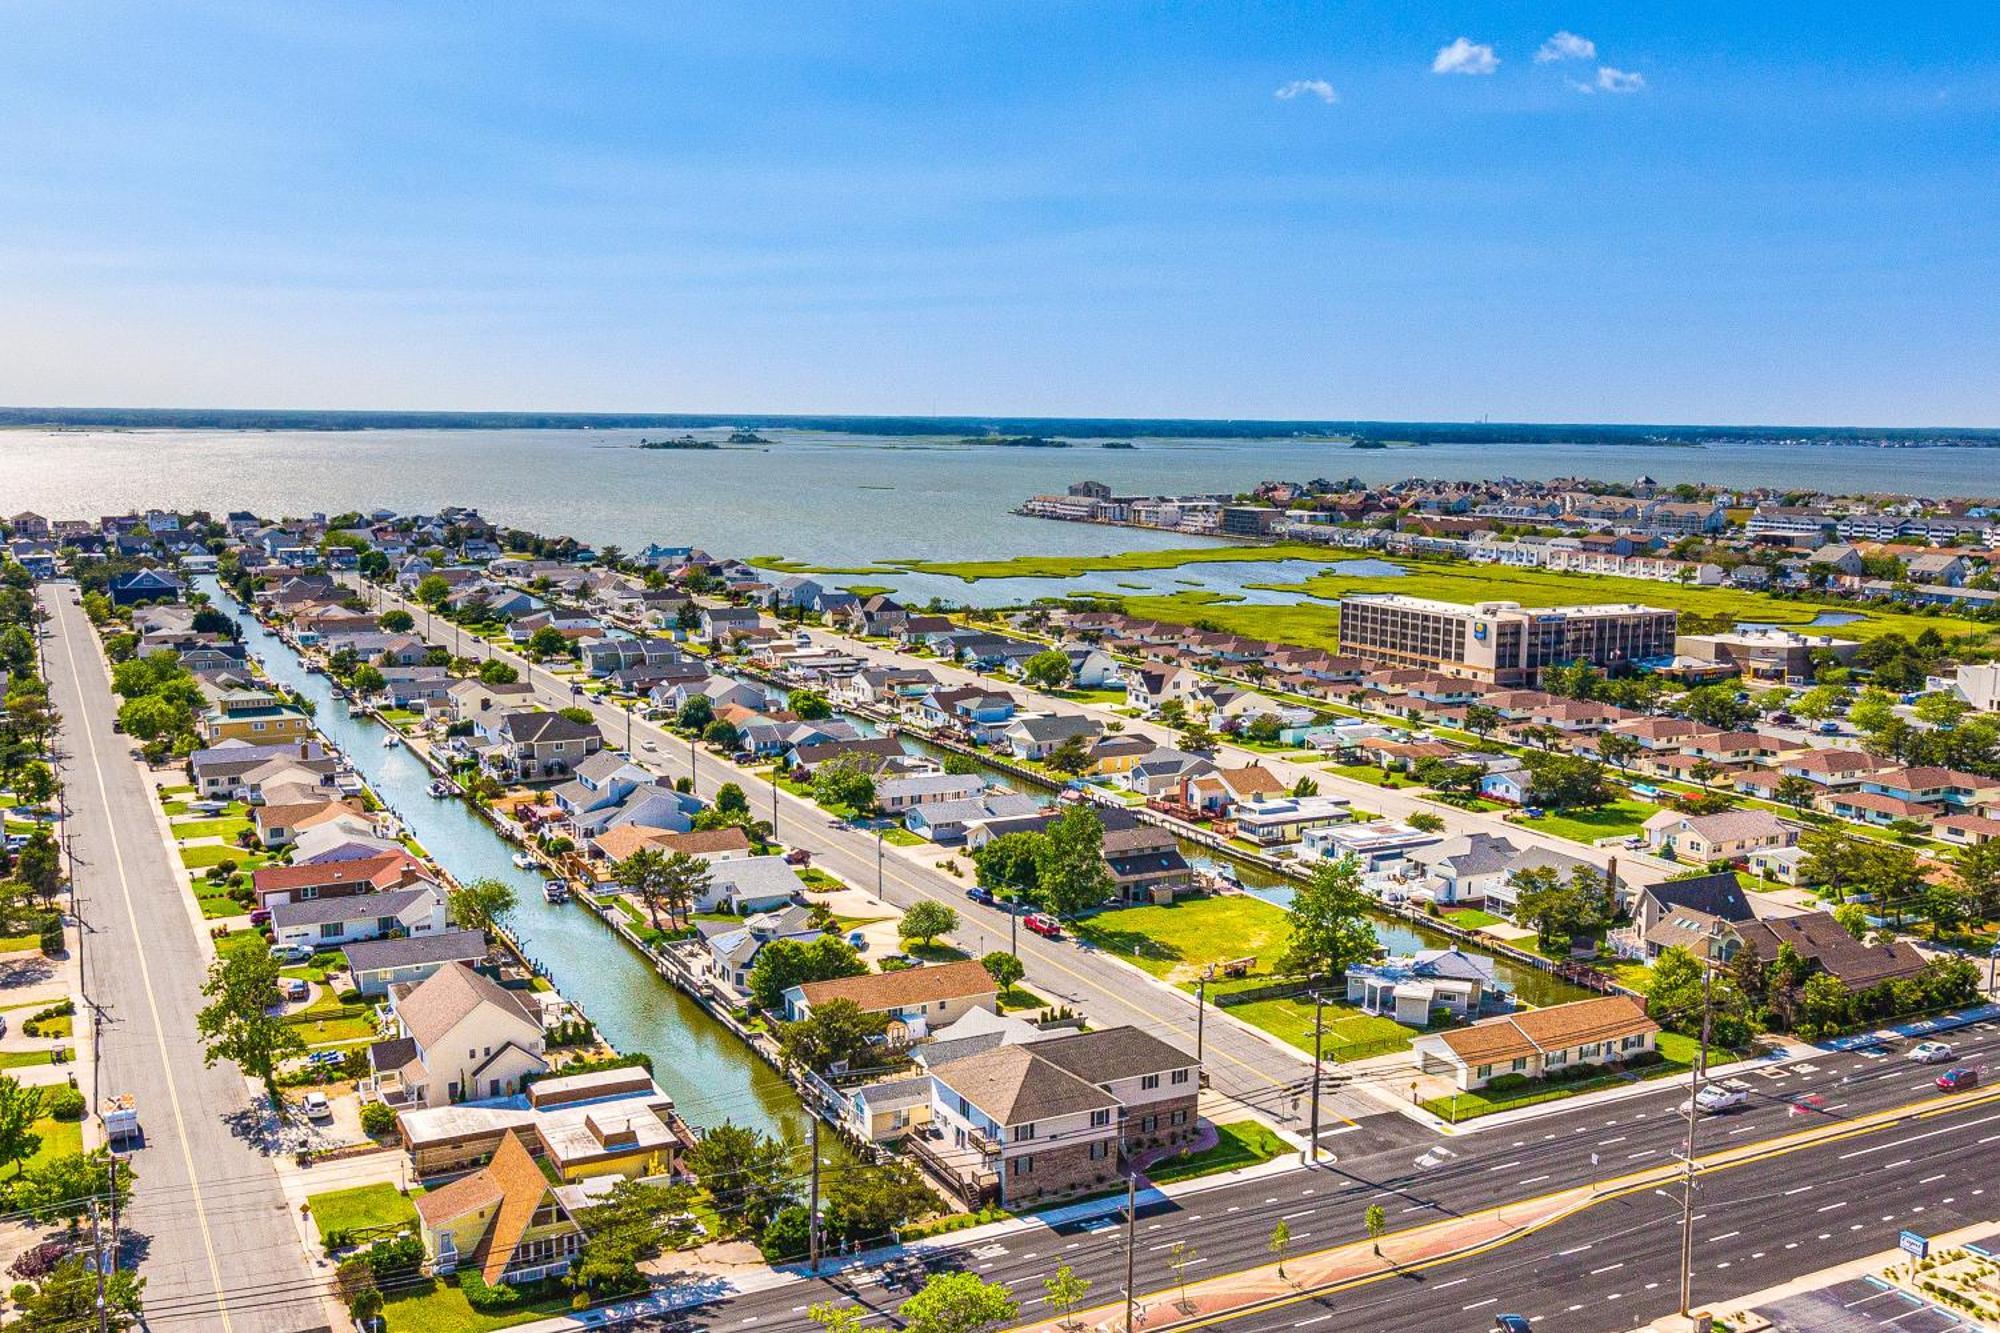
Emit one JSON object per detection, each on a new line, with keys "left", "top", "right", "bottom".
{"left": 53, "top": 594, "right": 235, "bottom": 1332}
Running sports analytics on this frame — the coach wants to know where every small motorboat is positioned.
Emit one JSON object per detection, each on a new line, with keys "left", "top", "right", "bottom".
{"left": 543, "top": 879, "right": 571, "bottom": 903}
{"left": 511, "top": 851, "right": 536, "bottom": 870}
{"left": 425, "top": 780, "right": 453, "bottom": 799}
{"left": 381, "top": 734, "right": 400, "bottom": 748}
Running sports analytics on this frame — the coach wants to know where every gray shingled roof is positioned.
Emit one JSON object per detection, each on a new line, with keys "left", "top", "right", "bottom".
{"left": 342, "top": 929, "right": 488, "bottom": 973}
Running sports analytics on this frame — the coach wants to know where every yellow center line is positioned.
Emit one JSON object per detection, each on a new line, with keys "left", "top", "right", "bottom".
{"left": 53, "top": 590, "right": 235, "bottom": 1332}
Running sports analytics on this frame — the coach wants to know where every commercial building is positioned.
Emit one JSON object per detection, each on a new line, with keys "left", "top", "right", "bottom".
{"left": 1673, "top": 629, "right": 1859, "bottom": 684}
{"left": 1336, "top": 595, "right": 1677, "bottom": 687}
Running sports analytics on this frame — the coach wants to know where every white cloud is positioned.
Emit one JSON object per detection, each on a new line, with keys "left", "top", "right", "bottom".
{"left": 1595, "top": 66, "right": 1646, "bottom": 93}
{"left": 1432, "top": 37, "right": 1499, "bottom": 76}
{"left": 1536, "top": 31, "right": 1596, "bottom": 63}
{"left": 1274, "top": 79, "right": 1338, "bottom": 104}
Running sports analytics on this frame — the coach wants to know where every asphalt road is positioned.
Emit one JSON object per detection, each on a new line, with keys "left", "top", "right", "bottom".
{"left": 344, "top": 576, "right": 1383, "bottom": 1132}
{"left": 43, "top": 583, "right": 328, "bottom": 1333}
{"left": 626, "top": 1018, "right": 2000, "bottom": 1333}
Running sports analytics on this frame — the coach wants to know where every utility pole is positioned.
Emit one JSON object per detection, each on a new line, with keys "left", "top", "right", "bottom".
{"left": 1678, "top": 957, "right": 1716, "bottom": 1320}
{"left": 1308, "top": 983, "right": 1326, "bottom": 1165}
{"left": 91, "top": 1198, "right": 106, "bottom": 1333}
{"left": 876, "top": 827, "right": 885, "bottom": 897}
{"left": 688, "top": 733, "right": 698, "bottom": 791}
{"left": 1123, "top": 1173, "right": 1138, "bottom": 1333}
{"left": 1195, "top": 968, "right": 1211, "bottom": 1067}
{"left": 771, "top": 767, "right": 780, "bottom": 835}
{"left": 808, "top": 1117, "right": 822, "bottom": 1274}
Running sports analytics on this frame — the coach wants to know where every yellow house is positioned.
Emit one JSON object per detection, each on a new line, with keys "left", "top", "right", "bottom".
{"left": 415, "top": 1130, "right": 583, "bottom": 1285}
{"left": 199, "top": 688, "right": 312, "bottom": 744}
{"left": 1087, "top": 733, "right": 1155, "bottom": 777}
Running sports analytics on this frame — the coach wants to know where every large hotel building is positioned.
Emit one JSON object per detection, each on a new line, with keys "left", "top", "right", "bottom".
{"left": 1336, "top": 594, "right": 1678, "bottom": 686}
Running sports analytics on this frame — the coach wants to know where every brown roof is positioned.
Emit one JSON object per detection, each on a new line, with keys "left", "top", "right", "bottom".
{"left": 926, "top": 1044, "right": 1119, "bottom": 1125}
{"left": 590, "top": 825, "right": 674, "bottom": 863}
{"left": 658, "top": 827, "right": 754, "bottom": 856}
{"left": 414, "top": 1129, "right": 564, "bottom": 1284}
{"left": 1029, "top": 1026, "right": 1196, "bottom": 1084}
{"left": 1217, "top": 766, "right": 1286, "bottom": 798}
{"left": 1433, "top": 996, "right": 1658, "bottom": 1066}
{"left": 254, "top": 798, "right": 364, "bottom": 830}
{"left": 251, "top": 849, "right": 427, "bottom": 895}
{"left": 1734, "top": 913, "right": 1928, "bottom": 991}
{"left": 395, "top": 962, "right": 541, "bottom": 1050}
{"left": 795, "top": 958, "right": 998, "bottom": 1013}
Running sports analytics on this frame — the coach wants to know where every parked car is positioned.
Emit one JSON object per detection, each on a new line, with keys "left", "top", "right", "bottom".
{"left": 965, "top": 887, "right": 995, "bottom": 907}
{"left": 1817, "top": 721, "right": 1841, "bottom": 736}
{"left": 1492, "top": 1318, "right": 1532, "bottom": 1333}
{"left": 300, "top": 1091, "right": 332, "bottom": 1120}
{"left": 1910, "top": 1040, "right": 1956, "bottom": 1065}
{"left": 269, "top": 944, "right": 312, "bottom": 963}
{"left": 1936, "top": 1067, "right": 1980, "bottom": 1092}
{"left": 280, "top": 978, "right": 309, "bottom": 1002}
{"left": 248, "top": 908, "right": 271, "bottom": 926}
{"left": 307, "top": 1050, "right": 345, "bottom": 1068}
{"left": 1024, "top": 912, "right": 1063, "bottom": 939}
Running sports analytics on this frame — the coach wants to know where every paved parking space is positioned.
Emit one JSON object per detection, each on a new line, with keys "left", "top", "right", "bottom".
{"left": 1757, "top": 1276, "right": 1964, "bottom": 1332}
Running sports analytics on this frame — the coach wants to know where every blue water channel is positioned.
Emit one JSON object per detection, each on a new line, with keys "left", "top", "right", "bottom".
{"left": 198, "top": 578, "right": 805, "bottom": 1138}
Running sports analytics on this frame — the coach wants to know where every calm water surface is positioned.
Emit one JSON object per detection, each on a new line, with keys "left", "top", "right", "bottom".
{"left": 201, "top": 577, "right": 805, "bottom": 1138}
{"left": 6, "top": 429, "right": 1996, "bottom": 569}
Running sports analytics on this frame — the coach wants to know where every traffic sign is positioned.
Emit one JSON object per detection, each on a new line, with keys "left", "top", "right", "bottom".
{"left": 1899, "top": 1230, "right": 1928, "bottom": 1260}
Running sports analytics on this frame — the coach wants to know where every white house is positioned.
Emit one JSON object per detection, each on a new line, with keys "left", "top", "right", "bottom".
{"left": 366, "top": 962, "right": 547, "bottom": 1108}
{"left": 270, "top": 882, "right": 448, "bottom": 951}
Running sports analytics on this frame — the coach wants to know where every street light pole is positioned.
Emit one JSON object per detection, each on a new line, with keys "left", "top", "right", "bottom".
{"left": 1196, "top": 968, "right": 1212, "bottom": 1067}
{"left": 1122, "top": 1172, "right": 1138, "bottom": 1333}
{"left": 876, "top": 827, "right": 885, "bottom": 898}
{"left": 1677, "top": 957, "right": 1716, "bottom": 1320}
{"left": 1308, "top": 982, "right": 1326, "bottom": 1166}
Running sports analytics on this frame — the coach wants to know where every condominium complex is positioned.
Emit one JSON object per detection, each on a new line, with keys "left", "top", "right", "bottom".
{"left": 1336, "top": 595, "right": 1678, "bottom": 686}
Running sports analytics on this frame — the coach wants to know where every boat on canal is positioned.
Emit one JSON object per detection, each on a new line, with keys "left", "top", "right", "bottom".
{"left": 381, "top": 733, "right": 400, "bottom": 748}
{"left": 543, "top": 879, "right": 571, "bottom": 903}
{"left": 511, "top": 850, "right": 536, "bottom": 870}
{"left": 426, "top": 779, "right": 454, "bottom": 798}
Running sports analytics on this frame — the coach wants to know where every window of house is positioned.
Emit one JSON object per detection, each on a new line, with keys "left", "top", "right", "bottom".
{"left": 1170, "top": 1069, "right": 1190, "bottom": 1085}
{"left": 1171, "top": 1110, "right": 1188, "bottom": 1126}
{"left": 1089, "top": 1141, "right": 1109, "bottom": 1161}
{"left": 1510, "top": 1057, "right": 1529, "bottom": 1073}
{"left": 1013, "top": 1122, "right": 1037, "bottom": 1142}
{"left": 1141, "top": 1074, "right": 1160, "bottom": 1090}
{"left": 320, "top": 923, "right": 342, "bottom": 939}
{"left": 1090, "top": 1109, "right": 1111, "bottom": 1127}
{"left": 1011, "top": 1155, "right": 1033, "bottom": 1176}
{"left": 1475, "top": 1064, "right": 1492, "bottom": 1080}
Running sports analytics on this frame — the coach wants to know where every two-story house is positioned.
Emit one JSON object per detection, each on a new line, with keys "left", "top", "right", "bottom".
{"left": 782, "top": 958, "right": 998, "bottom": 1039}
{"left": 367, "top": 962, "right": 547, "bottom": 1108}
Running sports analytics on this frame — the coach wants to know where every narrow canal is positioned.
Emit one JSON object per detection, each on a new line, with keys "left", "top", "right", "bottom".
{"left": 199, "top": 578, "right": 807, "bottom": 1139}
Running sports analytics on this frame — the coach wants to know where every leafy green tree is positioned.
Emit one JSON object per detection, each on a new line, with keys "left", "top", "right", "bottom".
{"left": 748, "top": 935, "right": 866, "bottom": 1011}
{"left": 811, "top": 754, "right": 876, "bottom": 814}
{"left": 676, "top": 694, "right": 715, "bottom": 731}
{"left": 715, "top": 781, "right": 749, "bottom": 815}
{"left": 1523, "top": 753, "right": 1612, "bottom": 811}
{"left": 350, "top": 663, "right": 386, "bottom": 695}
{"left": 1281, "top": 854, "right": 1377, "bottom": 977}
{"left": 809, "top": 1303, "right": 865, "bottom": 1333}
{"left": 1848, "top": 687, "right": 1897, "bottom": 735}
{"left": 1177, "top": 719, "right": 1218, "bottom": 753}
{"left": 779, "top": 998, "right": 890, "bottom": 1073}
{"left": 379, "top": 608, "right": 414, "bottom": 632}
{"left": 11, "top": 759, "right": 54, "bottom": 807}
{"left": 0, "top": 1075, "right": 44, "bottom": 1176}
{"left": 823, "top": 1155, "right": 936, "bottom": 1244}
{"left": 1364, "top": 1203, "right": 1388, "bottom": 1254}
{"left": 529, "top": 625, "right": 569, "bottom": 659}
{"left": 448, "top": 876, "right": 518, "bottom": 936}
{"left": 1951, "top": 837, "right": 2000, "bottom": 925}
{"left": 1645, "top": 945, "right": 1751, "bottom": 1049}
{"left": 1798, "top": 828, "right": 1868, "bottom": 898}
{"left": 1045, "top": 735, "right": 1091, "bottom": 774}
{"left": 195, "top": 949, "right": 304, "bottom": 1107}
{"left": 477, "top": 658, "right": 519, "bottom": 685}
{"left": 13, "top": 1149, "right": 133, "bottom": 1222}
{"left": 973, "top": 832, "right": 1042, "bottom": 899}
{"left": 415, "top": 573, "right": 451, "bottom": 606}
{"left": 897, "top": 1271, "right": 1018, "bottom": 1333}
{"left": 1679, "top": 683, "right": 1757, "bottom": 730}
{"left": 1462, "top": 704, "right": 1501, "bottom": 737}
{"left": 571, "top": 1178, "right": 700, "bottom": 1296}
{"left": 13, "top": 826, "right": 63, "bottom": 904}
{"left": 1043, "top": 1263, "right": 1092, "bottom": 1330}
{"left": 1268, "top": 1217, "right": 1292, "bottom": 1278}
{"left": 787, "top": 688, "right": 833, "bottom": 720}
{"left": 1032, "top": 805, "right": 1115, "bottom": 917}
{"left": 1406, "top": 811, "right": 1445, "bottom": 834}
{"left": 1596, "top": 732, "right": 1641, "bottom": 772}
{"left": 1832, "top": 902, "right": 1870, "bottom": 940}
{"left": 332, "top": 1260, "right": 382, "bottom": 1326}
{"left": 1797, "top": 972, "right": 1853, "bottom": 1040}
{"left": 9, "top": 1255, "right": 144, "bottom": 1332}
{"left": 899, "top": 900, "right": 958, "bottom": 947}
{"left": 1022, "top": 650, "right": 1073, "bottom": 691}
{"left": 704, "top": 717, "right": 742, "bottom": 750}
{"left": 686, "top": 1122, "right": 799, "bottom": 1229}
{"left": 981, "top": 950, "right": 1025, "bottom": 992}
{"left": 1773, "top": 774, "right": 1819, "bottom": 814}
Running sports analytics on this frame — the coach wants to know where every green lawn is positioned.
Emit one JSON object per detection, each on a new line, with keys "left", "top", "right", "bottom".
{"left": 1422, "top": 1033, "right": 1701, "bottom": 1122}
{"left": 215, "top": 930, "right": 269, "bottom": 961}
{"left": 172, "top": 816, "right": 254, "bottom": 841}
{"left": 21, "top": 1116, "right": 81, "bottom": 1173}
{"left": 1527, "top": 798, "right": 1662, "bottom": 845}
{"left": 193, "top": 885, "right": 248, "bottom": 919}
{"left": 997, "top": 986, "right": 1049, "bottom": 1012}
{"left": 1437, "top": 908, "right": 1507, "bottom": 930}
{"left": 0, "top": 931, "right": 44, "bottom": 954}
{"left": 1321, "top": 763, "right": 1405, "bottom": 788}
{"left": 1147, "top": 1121, "right": 1288, "bottom": 1183}
{"left": 0, "top": 1050, "right": 55, "bottom": 1070}
{"left": 179, "top": 844, "right": 272, "bottom": 870}
{"left": 379, "top": 1277, "right": 574, "bottom": 1333}
{"left": 1075, "top": 895, "right": 1294, "bottom": 987}
{"left": 308, "top": 1181, "right": 423, "bottom": 1240}
{"left": 881, "top": 828, "right": 925, "bottom": 847}
{"left": 1222, "top": 989, "right": 1419, "bottom": 1059}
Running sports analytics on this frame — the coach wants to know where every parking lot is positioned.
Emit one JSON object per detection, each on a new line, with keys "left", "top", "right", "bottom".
{"left": 1757, "top": 1276, "right": 1967, "bottom": 1332}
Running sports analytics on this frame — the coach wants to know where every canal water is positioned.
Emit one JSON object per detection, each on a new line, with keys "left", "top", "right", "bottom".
{"left": 199, "top": 578, "right": 806, "bottom": 1139}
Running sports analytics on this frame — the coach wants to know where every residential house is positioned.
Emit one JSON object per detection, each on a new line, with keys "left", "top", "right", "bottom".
{"left": 1123, "top": 749, "right": 1217, "bottom": 799}
{"left": 487, "top": 711, "right": 603, "bottom": 781}
{"left": 782, "top": 958, "right": 999, "bottom": 1037}
{"left": 367, "top": 962, "right": 546, "bottom": 1108}
{"left": 876, "top": 772, "right": 991, "bottom": 813}
{"left": 1231, "top": 793, "right": 1353, "bottom": 846}
{"left": 198, "top": 687, "right": 312, "bottom": 744}
{"left": 1125, "top": 666, "right": 1205, "bottom": 716}
{"left": 1409, "top": 995, "right": 1659, "bottom": 1092}
{"left": 1733, "top": 913, "right": 1928, "bottom": 992}
{"left": 1001, "top": 713, "right": 1102, "bottom": 761}
{"left": 107, "top": 568, "right": 185, "bottom": 606}
{"left": 414, "top": 1130, "right": 584, "bottom": 1284}
{"left": 700, "top": 904, "right": 825, "bottom": 1005}
{"left": 1100, "top": 824, "right": 1192, "bottom": 903}
{"left": 1642, "top": 808, "right": 1794, "bottom": 862}
{"left": 1302, "top": 820, "right": 1444, "bottom": 875}
{"left": 1346, "top": 947, "right": 1499, "bottom": 1025}
{"left": 251, "top": 849, "right": 431, "bottom": 909}
{"left": 269, "top": 882, "right": 448, "bottom": 952}
{"left": 344, "top": 930, "right": 490, "bottom": 998}
{"left": 906, "top": 793, "right": 1047, "bottom": 843}
{"left": 695, "top": 856, "right": 807, "bottom": 914}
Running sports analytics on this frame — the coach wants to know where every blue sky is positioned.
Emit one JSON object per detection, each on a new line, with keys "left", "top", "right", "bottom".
{"left": 1, "top": 3, "right": 1996, "bottom": 425}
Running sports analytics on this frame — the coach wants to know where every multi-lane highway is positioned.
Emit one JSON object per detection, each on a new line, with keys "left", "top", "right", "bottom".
{"left": 42, "top": 583, "right": 329, "bottom": 1333}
